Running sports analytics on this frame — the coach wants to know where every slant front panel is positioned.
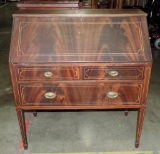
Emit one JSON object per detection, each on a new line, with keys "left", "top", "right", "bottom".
{"left": 10, "top": 10, "right": 152, "bottom": 63}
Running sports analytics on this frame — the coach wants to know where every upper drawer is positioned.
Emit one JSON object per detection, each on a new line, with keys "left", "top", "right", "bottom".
{"left": 83, "top": 67, "right": 144, "bottom": 80}
{"left": 16, "top": 66, "right": 80, "bottom": 81}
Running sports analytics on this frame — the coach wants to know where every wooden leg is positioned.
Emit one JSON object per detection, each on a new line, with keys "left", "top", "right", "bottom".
{"left": 33, "top": 110, "right": 37, "bottom": 117}
{"left": 16, "top": 109, "right": 28, "bottom": 150}
{"left": 124, "top": 109, "right": 128, "bottom": 116}
{"left": 135, "top": 108, "right": 146, "bottom": 148}
{"left": 91, "top": 0, "right": 94, "bottom": 9}
{"left": 118, "top": 0, "right": 123, "bottom": 9}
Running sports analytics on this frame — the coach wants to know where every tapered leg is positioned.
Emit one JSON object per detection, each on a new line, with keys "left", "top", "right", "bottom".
{"left": 124, "top": 109, "right": 128, "bottom": 116}
{"left": 33, "top": 110, "right": 37, "bottom": 117}
{"left": 16, "top": 109, "right": 28, "bottom": 150}
{"left": 135, "top": 108, "right": 146, "bottom": 148}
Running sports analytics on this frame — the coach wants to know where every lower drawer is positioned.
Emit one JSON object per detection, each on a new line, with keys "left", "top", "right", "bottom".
{"left": 19, "top": 83, "right": 142, "bottom": 106}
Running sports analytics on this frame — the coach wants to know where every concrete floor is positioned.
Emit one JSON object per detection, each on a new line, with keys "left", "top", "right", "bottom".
{"left": 0, "top": 2, "right": 160, "bottom": 154}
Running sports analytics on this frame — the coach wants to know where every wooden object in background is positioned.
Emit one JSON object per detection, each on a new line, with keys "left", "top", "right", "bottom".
{"left": 16, "top": 0, "right": 145, "bottom": 9}
{"left": 17, "top": 0, "right": 79, "bottom": 9}
{"left": 90, "top": 0, "right": 145, "bottom": 9}
{"left": 113, "top": 0, "right": 145, "bottom": 9}
{"left": 9, "top": 9, "right": 152, "bottom": 149}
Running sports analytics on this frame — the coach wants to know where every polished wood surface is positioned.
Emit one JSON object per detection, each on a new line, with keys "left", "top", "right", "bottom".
{"left": 10, "top": 9, "right": 151, "bottom": 63}
{"left": 12, "top": 9, "right": 147, "bottom": 16}
{"left": 14, "top": 65, "right": 80, "bottom": 81}
{"left": 19, "top": 83, "right": 142, "bottom": 106}
{"left": 83, "top": 66, "right": 144, "bottom": 80}
{"left": 9, "top": 9, "right": 152, "bottom": 149}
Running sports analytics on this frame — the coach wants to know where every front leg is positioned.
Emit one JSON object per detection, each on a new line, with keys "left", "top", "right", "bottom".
{"left": 135, "top": 108, "right": 146, "bottom": 148}
{"left": 16, "top": 109, "right": 28, "bottom": 150}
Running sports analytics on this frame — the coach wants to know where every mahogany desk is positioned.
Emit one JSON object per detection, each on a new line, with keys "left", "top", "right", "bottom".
{"left": 9, "top": 9, "right": 152, "bottom": 149}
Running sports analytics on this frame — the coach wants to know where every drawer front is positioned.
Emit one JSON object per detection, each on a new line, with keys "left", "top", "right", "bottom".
{"left": 83, "top": 67, "right": 144, "bottom": 80}
{"left": 17, "top": 66, "right": 80, "bottom": 81}
{"left": 19, "top": 83, "right": 142, "bottom": 106}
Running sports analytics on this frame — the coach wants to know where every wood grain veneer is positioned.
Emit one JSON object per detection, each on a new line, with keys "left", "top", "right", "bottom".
{"left": 9, "top": 9, "right": 152, "bottom": 149}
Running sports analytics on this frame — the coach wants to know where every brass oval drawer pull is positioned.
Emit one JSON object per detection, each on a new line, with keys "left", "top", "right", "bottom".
{"left": 106, "top": 91, "right": 118, "bottom": 98}
{"left": 109, "top": 71, "right": 119, "bottom": 77}
{"left": 44, "top": 71, "right": 53, "bottom": 77}
{"left": 44, "top": 92, "right": 56, "bottom": 99}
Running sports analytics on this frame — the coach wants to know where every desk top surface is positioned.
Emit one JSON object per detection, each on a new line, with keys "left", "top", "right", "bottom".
{"left": 13, "top": 9, "right": 147, "bottom": 16}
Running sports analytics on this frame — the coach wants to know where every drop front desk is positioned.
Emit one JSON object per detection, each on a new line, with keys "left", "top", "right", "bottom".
{"left": 9, "top": 9, "right": 152, "bottom": 149}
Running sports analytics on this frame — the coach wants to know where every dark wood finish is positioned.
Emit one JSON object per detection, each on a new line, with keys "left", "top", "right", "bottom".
{"left": 18, "top": 83, "right": 142, "bottom": 106}
{"left": 16, "top": 109, "right": 28, "bottom": 149}
{"left": 10, "top": 10, "right": 151, "bottom": 63}
{"left": 125, "top": 0, "right": 142, "bottom": 6}
{"left": 16, "top": 0, "right": 145, "bottom": 9}
{"left": 17, "top": 0, "right": 79, "bottom": 9}
{"left": 113, "top": 0, "right": 145, "bottom": 9}
{"left": 15, "top": 65, "right": 80, "bottom": 81}
{"left": 9, "top": 9, "right": 152, "bottom": 149}
{"left": 135, "top": 107, "right": 146, "bottom": 148}
{"left": 83, "top": 66, "right": 144, "bottom": 80}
